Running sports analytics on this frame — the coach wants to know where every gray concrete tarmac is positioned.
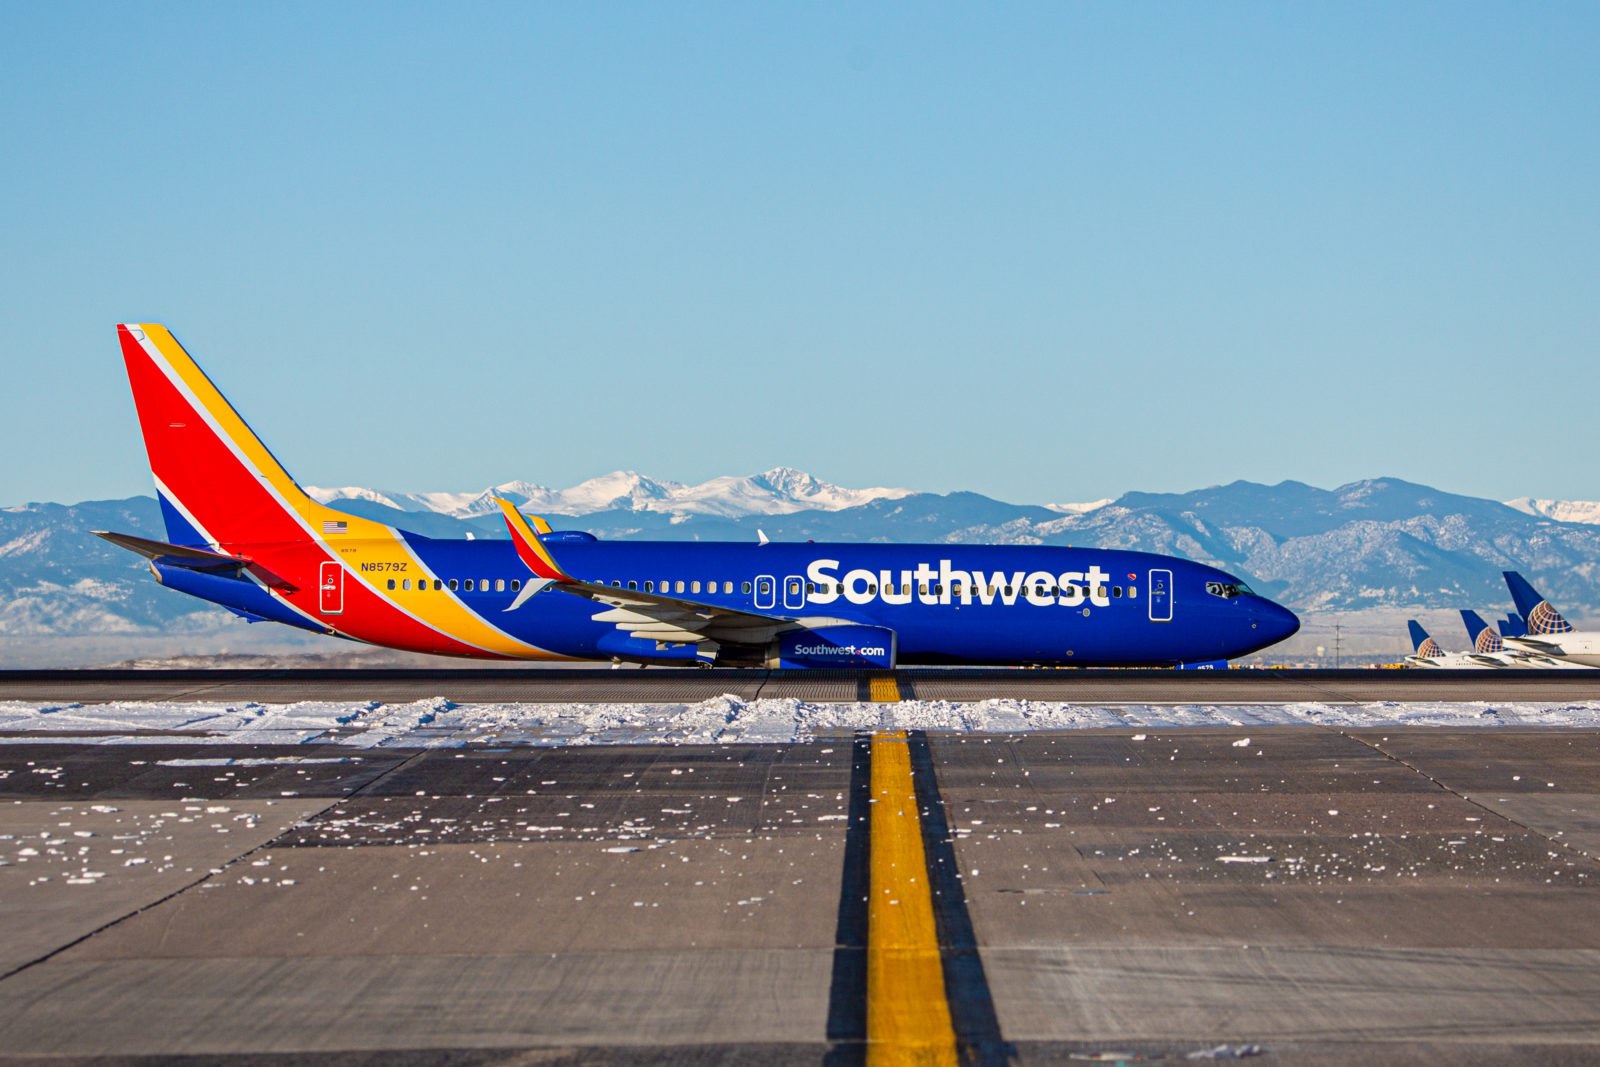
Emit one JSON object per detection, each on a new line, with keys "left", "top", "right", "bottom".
{"left": 2, "top": 728, "right": 1599, "bottom": 1063}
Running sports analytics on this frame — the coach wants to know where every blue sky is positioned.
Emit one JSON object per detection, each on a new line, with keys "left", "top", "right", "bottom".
{"left": 4, "top": 2, "right": 1597, "bottom": 507}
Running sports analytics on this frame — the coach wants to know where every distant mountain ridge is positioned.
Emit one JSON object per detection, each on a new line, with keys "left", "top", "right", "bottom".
{"left": 1506, "top": 497, "right": 1600, "bottom": 525}
{"left": 306, "top": 466, "right": 917, "bottom": 520}
{"left": 4, "top": 474, "right": 1600, "bottom": 640}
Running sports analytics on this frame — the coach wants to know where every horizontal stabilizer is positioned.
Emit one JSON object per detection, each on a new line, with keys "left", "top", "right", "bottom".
{"left": 94, "top": 530, "right": 236, "bottom": 566}
{"left": 94, "top": 530, "right": 297, "bottom": 591}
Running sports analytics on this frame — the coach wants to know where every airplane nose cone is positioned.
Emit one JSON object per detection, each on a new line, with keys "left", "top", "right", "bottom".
{"left": 1256, "top": 600, "right": 1300, "bottom": 645}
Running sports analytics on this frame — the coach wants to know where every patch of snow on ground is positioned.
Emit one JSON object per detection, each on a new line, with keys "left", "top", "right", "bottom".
{"left": 1, "top": 695, "right": 1599, "bottom": 747}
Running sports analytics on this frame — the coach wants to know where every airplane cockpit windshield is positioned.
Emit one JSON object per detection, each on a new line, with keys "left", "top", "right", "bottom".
{"left": 1205, "top": 580, "right": 1253, "bottom": 599}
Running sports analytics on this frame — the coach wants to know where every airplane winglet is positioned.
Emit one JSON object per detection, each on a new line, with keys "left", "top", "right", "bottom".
{"left": 494, "top": 498, "right": 571, "bottom": 582}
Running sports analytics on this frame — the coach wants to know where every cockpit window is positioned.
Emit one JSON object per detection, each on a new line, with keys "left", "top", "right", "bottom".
{"left": 1205, "top": 580, "right": 1252, "bottom": 599}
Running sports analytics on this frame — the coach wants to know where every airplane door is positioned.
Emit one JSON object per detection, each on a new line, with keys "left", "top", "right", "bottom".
{"left": 319, "top": 561, "right": 344, "bottom": 615}
{"left": 755, "top": 575, "right": 776, "bottom": 610}
{"left": 783, "top": 575, "right": 805, "bottom": 610}
{"left": 1148, "top": 569, "right": 1172, "bottom": 622}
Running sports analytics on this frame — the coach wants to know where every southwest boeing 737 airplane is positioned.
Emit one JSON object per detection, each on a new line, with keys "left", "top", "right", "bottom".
{"left": 96, "top": 324, "right": 1299, "bottom": 668}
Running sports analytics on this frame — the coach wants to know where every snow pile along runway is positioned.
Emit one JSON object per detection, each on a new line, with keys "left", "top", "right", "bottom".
{"left": 2, "top": 695, "right": 1599, "bottom": 746}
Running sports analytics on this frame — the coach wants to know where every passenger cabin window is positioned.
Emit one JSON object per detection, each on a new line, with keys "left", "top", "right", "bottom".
{"left": 448, "top": 579, "right": 459, "bottom": 591}
{"left": 741, "top": 581, "right": 752, "bottom": 594}
{"left": 628, "top": 580, "right": 637, "bottom": 590}
{"left": 645, "top": 581, "right": 655, "bottom": 592}
{"left": 464, "top": 579, "right": 475, "bottom": 591}
{"left": 512, "top": 580, "right": 522, "bottom": 591}
{"left": 387, "top": 579, "right": 396, "bottom": 591}
{"left": 675, "top": 580, "right": 685, "bottom": 593}
{"left": 691, "top": 581, "right": 701, "bottom": 594}
{"left": 496, "top": 579, "right": 506, "bottom": 592}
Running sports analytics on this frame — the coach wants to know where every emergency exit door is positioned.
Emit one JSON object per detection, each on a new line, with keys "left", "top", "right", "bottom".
{"left": 1148, "top": 569, "right": 1172, "bottom": 622}
{"left": 319, "top": 561, "right": 344, "bottom": 615}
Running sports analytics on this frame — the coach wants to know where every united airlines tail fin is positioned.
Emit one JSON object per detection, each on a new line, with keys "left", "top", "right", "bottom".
{"left": 1460, "top": 610, "right": 1504, "bottom": 654}
{"left": 1407, "top": 620, "right": 1441, "bottom": 657}
{"left": 117, "top": 324, "right": 337, "bottom": 550}
{"left": 1502, "top": 572, "right": 1573, "bottom": 635}
{"left": 1502, "top": 613, "right": 1528, "bottom": 638}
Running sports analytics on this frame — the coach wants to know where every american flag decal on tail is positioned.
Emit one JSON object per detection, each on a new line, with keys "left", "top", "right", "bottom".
{"left": 322, "top": 520, "right": 348, "bottom": 535}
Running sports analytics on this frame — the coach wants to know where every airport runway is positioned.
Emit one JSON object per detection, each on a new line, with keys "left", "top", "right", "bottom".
{"left": 3, "top": 726, "right": 1600, "bottom": 1063}
{"left": 3, "top": 665, "right": 1600, "bottom": 705}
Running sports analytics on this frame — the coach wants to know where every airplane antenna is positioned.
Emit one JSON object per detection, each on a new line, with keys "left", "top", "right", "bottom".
{"left": 757, "top": 529, "right": 770, "bottom": 546}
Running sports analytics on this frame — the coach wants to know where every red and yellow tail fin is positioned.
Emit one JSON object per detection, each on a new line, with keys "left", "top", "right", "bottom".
{"left": 117, "top": 323, "right": 342, "bottom": 549}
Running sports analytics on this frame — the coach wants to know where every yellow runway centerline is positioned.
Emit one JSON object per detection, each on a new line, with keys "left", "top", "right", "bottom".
{"left": 869, "top": 675, "right": 902, "bottom": 702}
{"left": 867, "top": 730, "right": 958, "bottom": 1066}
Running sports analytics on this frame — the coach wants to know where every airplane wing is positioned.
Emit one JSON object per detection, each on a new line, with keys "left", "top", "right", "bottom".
{"left": 1505, "top": 636, "right": 1565, "bottom": 654}
{"left": 551, "top": 578, "right": 811, "bottom": 646}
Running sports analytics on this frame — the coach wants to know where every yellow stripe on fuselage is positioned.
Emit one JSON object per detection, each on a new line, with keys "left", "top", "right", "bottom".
{"left": 867, "top": 730, "right": 958, "bottom": 1066}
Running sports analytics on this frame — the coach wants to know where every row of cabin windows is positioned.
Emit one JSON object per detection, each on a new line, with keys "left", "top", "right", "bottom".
{"left": 609, "top": 579, "right": 745, "bottom": 595}
{"left": 386, "top": 578, "right": 524, "bottom": 593}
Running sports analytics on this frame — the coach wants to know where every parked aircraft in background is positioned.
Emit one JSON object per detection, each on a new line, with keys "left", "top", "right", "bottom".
{"left": 1405, "top": 620, "right": 1493, "bottom": 668}
{"left": 1500, "top": 572, "right": 1600, "bottom": 668}
{"left": 1459, "top": 609, "right": 1591, "bottom": 669}
{"left": 95, "top": 325, "right": 1299, "bottom": 668}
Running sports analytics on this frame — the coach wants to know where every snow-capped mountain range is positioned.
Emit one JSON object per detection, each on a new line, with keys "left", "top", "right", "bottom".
{"left": 307, "top": 469, "right": 1600, "bottom": 531}
{"left": 5, "top": 473, "right": 1600, "bottom": 647}
{"left": 1505, "top": 497, "right": 1600, "bottom": 526}
{"left": 306, "top": 467, "right": 918, "bottom": 520}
